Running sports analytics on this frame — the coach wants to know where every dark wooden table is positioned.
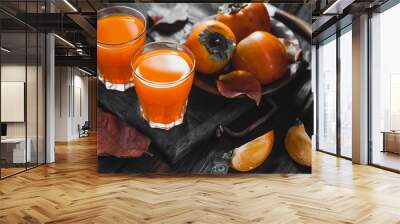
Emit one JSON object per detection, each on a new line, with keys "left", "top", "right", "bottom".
{"left": 381, "top": 131, "right": 400, "bottom": 154}
{"left": 97, "top": 3, "right": 313, "bottom": 174}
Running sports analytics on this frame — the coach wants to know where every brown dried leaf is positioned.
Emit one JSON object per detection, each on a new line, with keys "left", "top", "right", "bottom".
{"left": 148, "top": 4, "right": 189, "bottom": 34}
{"left": 97, "top": 108, "right": 151, "bottom": 158}
{"left": 216, "top": 70, "right": 262, "bottom": 105}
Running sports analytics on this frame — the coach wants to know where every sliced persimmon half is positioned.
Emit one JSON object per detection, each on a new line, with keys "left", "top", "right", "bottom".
{"left": 230, "top": 130, "right": 274, "bottom": 172}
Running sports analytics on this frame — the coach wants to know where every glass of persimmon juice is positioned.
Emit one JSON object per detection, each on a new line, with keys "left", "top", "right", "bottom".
{"left": 132, "top": 42, "right": 195, "bottom": 130}
{"left": 97, "top": 6, "right": 146, "bottom": 91}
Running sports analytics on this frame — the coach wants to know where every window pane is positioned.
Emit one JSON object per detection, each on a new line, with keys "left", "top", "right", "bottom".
{"left": 340, "top": 28, "right": 352, "bottom": 158}
{"left": 371, "top": 3, "right": 400, "bottom": 171}
{"left": 27, "top": 31, "right": 38, "bottom": 169}
{"left": 312, "top": 45, "right": 317, "bottom": 150}
{"left": 318, "top": 37, "right": 337, "bottom": 154}
{"left": 1, "top": 30, "right": 28, "bottom": 177}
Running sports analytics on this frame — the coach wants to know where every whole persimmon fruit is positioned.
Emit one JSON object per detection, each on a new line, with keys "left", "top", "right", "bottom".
{"left": 233, "top": 31, "right": 288, "bottom": 85}
{"left": 185, "top": 20, "right": 236, "bottom": 76}
{"left": 216, "top": 3, "right": 270, "bottom": 42}
{"left": 231, "top": 130, "right": 274, "bottom": 172}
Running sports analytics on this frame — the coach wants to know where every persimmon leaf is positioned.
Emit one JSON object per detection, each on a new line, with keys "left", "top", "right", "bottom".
{"left": 217, "top": 70, "right": 262, "bottom": 105}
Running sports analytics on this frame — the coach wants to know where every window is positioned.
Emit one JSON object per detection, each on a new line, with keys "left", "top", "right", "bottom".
{"left": 339, "top": 27, "right": 352, "bottom": 158}
{"left": 317, "top": 36, "right": 337, "bottom": 154}
{"left": 390, "top": 75, "right": 400, "bottom": 130}
{"left": 312, "top": 45, "right": 317, "bottom": 150}
{"left": 0, "top": 1, "right": 47, "bottom": 179}
{"left": 370, "top": 2, "right": 400, "bottom": 171}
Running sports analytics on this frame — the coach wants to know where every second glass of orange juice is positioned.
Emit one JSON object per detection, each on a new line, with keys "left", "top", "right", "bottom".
{"left": 97, "top": 6, "right": 146, "bottom": 91}
{"left": 132, "top": 42, "right": 195, "bottom": 130}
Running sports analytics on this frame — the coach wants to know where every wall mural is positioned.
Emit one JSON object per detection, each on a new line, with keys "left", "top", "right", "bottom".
{"left": 96, "top": 2, "right": 313, "bottom": 174}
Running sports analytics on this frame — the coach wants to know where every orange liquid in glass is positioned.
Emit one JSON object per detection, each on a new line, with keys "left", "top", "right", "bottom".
{"left": 97, "top": 14, "right": 145, "bottom": 84}
{"left": 133, "top": 49, "right": 194, "bottom": 125}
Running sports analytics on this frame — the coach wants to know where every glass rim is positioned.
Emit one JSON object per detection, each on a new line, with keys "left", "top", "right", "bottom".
{"left": 131, "top": 41, "right": 196, "bottom": 87}
{"left": 97, "top": 6, "right": 147, "bottom": 46}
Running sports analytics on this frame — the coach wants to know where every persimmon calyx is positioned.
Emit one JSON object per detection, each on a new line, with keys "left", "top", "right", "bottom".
{"left": 218, "top": 3, "right": 248, "bottom": 15}
{"left": 198, "top": 29, "right": 236, "bottom": 62}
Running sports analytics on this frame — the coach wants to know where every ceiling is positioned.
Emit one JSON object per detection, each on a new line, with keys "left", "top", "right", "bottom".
{"left": 311, "top": 0, "right": 391, "bottom": 43}
{"left": 0, "top": 0, "right": 97, "bottom": 73}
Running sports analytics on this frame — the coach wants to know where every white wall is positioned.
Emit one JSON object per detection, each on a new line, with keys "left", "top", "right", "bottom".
{"left": 55, "top": 66, "right": 69, "bottom": 141}
{"left": 1, "top": 65, "right": 26, "bottom": 139}
{"left": 1, "top": 63, "right": 46, "bottom": 164}
{"left": 71, "top": 72, "right": 89, "bottom": 138}
{"left": 54, "top": 67, "right": 89, "bottom": 141}
{"left": 0, "top": 64, "right": 40, "bottom": 138}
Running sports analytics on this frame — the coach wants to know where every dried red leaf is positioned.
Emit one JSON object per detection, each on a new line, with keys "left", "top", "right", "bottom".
{"left": 216, "top": 70, "right": 262, "bottom": 105}
{"left": 97, "top": 108, "right": 151, "bottom": 158}
{"left": 148, "top": 4, "right": 189, "bottom": 34}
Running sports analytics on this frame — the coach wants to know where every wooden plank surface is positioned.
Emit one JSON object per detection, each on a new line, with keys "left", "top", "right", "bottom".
{"left": 97, "top": 3, "right": 313, "bottom": 174}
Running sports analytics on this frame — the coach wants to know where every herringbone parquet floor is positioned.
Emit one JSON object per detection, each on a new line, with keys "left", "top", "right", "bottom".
{"left": 1, "top": 135, "right": 400, "bottom": 224}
